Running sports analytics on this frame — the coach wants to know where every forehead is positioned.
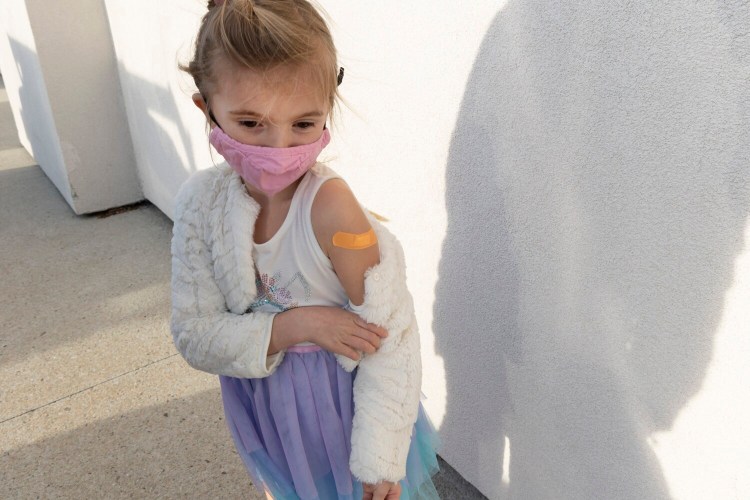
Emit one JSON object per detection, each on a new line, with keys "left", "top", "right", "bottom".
{"left": 211, "top": 59, "right": 328, "bottom": 115}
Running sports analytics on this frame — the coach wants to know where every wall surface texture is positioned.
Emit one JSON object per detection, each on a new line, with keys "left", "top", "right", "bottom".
{"left": 0, "top": 0, "right": 141, "bottom": 214}
{"left": 55, "top": 0, "right": 750, "bottom": 499}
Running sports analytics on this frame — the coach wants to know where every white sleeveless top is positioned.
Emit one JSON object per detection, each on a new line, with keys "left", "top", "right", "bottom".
{"left": 250, "top": 164, "right": 351, "bottom": 345}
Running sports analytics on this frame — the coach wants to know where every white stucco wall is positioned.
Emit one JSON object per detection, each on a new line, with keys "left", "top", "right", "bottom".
{"left": 0, "top": 0, "right": 141, "bottom": 214}
{"left": 102, "top": 0, "right": 212, "bottom": 220}
{"left": 104, "top": 1, "right": 750, "bottom": 499}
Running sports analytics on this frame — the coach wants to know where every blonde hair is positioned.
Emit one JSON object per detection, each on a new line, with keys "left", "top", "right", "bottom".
{"left": 182, "top": 0, "right": 340, "bottom": 115}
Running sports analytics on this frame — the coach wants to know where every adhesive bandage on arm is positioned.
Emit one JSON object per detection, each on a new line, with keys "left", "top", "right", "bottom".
{"left": 332, "top": 228, "right": 378, "bottom": 250}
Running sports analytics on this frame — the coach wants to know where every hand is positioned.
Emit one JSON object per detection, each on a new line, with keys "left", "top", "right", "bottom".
{"left": 272, "top": 306, "right": 387, "bottom": 360}
{"left": 363, "top": 481, "right": 401, "bottom": 500}
{"left": 304, "top": 306, "right": 388, "bottom": 360}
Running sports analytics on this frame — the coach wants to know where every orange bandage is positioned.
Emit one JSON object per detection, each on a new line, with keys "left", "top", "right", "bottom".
{"left": 332, "top": 228, "right": 378, "bottom": 250}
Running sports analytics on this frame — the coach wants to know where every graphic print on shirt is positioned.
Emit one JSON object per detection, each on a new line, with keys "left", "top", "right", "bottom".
{"left": 250, "top": 270, "right": 312, "bottom": 311}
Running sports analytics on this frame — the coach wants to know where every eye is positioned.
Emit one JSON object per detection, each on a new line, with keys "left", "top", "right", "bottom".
{"left": 295, "top": 121, "right": 316, "bottom": 130}
{"left": 239, "top": 120, "right": 259, "bottom": 128}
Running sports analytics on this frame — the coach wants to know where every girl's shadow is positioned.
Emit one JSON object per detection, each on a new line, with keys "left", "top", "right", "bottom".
{"left": 433, "top": 1, "right": 749, "bottom": 498}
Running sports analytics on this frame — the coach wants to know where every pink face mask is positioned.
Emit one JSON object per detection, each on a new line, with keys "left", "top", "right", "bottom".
{"left": 209, "top": 126, "right": 331, "bottom": 196}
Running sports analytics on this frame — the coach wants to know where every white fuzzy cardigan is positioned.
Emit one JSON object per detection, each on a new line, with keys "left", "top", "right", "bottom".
{"left": 170, "top": 164, "right": 422, "bottom": 484}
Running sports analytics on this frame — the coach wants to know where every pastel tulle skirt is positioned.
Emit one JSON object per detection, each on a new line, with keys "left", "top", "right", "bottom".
{"left": 219, "top": 346, "right": 441, "bottom": 500}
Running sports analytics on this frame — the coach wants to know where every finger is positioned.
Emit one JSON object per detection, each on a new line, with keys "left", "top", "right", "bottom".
{"left": 373, "top": 483, "right": 390, "bottom": 500}
{"left": 353, "top": 328, "right": 381, "bottom": 350}
{"left": 375, "top": 325, "right": 389, "bottom": 338}
{"left": 362, "top": 483, "right": 374, "bottom": 500}
{"left": 336, "top": 343, "right": 361, "bottom": 361}
{"left": 353, "top": 326, "right": 387, "bottom": 351}
{"left": 348, "top": 335, "right": 377, "bottom": 355}
{"left": 354, "top": 316, "right": 388, "bottom": 338}
{"left": 387, "top": 484, "right": 402, "bottom": 499}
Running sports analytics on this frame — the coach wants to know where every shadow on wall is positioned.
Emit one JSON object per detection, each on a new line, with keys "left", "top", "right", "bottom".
{"left": 6, "top": 38, "right": 68, "bottom": 195}
{"left": 0, "top": 78, "right": 22, "bottom": 151}
{"left": 433, "top": 1, "right": 749, "bottom": 499}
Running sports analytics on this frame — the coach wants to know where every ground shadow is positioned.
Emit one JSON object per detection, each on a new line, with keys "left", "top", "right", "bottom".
{"left": 0, "top": 389, "right": 261, "bottom": 499}
{"left": 1, "top": 379, "right": 478, "bottom": 499}
{"left": 434, "top": 2, "right": 749, "bottom": 499}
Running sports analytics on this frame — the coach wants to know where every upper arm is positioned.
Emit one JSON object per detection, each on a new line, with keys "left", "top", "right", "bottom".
{"left": 311, "top": 179, "right": 380, "bottom": 306}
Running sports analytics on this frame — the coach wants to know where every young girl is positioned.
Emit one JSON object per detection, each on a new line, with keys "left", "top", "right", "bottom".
{"left": 171, "top": 1, "right": 440, "bottom": 498}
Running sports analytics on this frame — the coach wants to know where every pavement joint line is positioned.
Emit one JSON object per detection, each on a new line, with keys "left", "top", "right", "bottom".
{"left": 0, "top": 352, "right": 180, "bottom": 426}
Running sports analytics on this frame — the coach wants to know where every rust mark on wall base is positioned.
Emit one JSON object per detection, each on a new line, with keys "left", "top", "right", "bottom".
{"left": 92, "top": 200, "right": 148, "bottom": 219}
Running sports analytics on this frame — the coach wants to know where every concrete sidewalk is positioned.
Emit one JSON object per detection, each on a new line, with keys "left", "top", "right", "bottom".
{"left": 0, "top": 77, "right": 483, "bottom": 499}
{"left": 0, "top": 78, "right": 262, "bottom": 498}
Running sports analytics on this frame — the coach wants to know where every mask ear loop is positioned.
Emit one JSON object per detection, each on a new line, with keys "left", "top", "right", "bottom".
{"left": 209, "top": 109, "right": 223, "bottom": 130}
{"left": 203, "top": 96, "right": 223, "bottom": 131}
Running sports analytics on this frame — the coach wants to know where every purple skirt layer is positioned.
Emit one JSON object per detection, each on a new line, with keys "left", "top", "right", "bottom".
{"left": 220, "top": 348, "right": 440, "bottom": 500}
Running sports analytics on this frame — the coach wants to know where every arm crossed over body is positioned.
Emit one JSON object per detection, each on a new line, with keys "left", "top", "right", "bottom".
{"left": 313, "top": 178, "right": 422, "bottom": 485}
{"left": 341, "top": 217, "right": 422, "bottom": 484}
{"left": 170, "top": 169, "right": 284, "bottom": 379}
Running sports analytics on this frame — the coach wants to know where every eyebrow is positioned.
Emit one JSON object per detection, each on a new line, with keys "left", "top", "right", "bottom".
{"left": 229, "top": 110, "right": 326, "bottom": 120}
{"left": 229, "top": 110, "right": 262, "bottom": 117}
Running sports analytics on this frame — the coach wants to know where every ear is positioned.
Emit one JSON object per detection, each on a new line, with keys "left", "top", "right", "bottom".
{"left": 192, "top": 92, "right": 209, "bottom": 115}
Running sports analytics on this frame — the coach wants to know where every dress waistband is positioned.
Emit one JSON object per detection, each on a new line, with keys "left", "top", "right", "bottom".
{"left": 286, "top": 344, "right": 323, "bottom": 353}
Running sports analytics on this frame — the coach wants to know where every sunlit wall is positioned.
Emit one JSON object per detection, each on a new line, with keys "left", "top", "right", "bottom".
{"left": 103, "top": 0, "right": 211, "bottom": 220}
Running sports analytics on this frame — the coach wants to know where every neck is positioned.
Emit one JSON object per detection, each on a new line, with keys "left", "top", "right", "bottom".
{"left": 243, "top": 177, "right": 303, "bottom": 207}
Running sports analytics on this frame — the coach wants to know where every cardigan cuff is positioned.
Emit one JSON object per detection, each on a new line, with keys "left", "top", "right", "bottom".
{"left": 265, "top": 352, "right": 284, "bottom": 372}
{"left": 335, "top": 353, "right": 360, "bottom": 372}
{"left": 253, "top": 314, "right": 285, "bottom": 377}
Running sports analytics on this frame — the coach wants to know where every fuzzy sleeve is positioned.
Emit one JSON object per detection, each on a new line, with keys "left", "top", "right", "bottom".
{"left": 170, "top": 172, "right": 284, "bottom": 378}
{"left": 344, "top": 220, "right": 423, "bottom": 484}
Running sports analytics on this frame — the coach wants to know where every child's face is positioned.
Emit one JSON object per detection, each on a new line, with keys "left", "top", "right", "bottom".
{"left": 204, "top": 60, "right": 330, "bottom": 149}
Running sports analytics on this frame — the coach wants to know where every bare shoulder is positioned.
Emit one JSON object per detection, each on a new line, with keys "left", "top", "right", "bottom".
{"left": 311, "top": 178, "right": 373, "bottom": 256}
{"left": 311, "top": 178, "right": 363, "bottom": 222}
{"left": 311, "top": 177, "right": 380, "bottom": 305}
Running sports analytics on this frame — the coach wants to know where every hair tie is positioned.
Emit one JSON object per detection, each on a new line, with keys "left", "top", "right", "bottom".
{"left": 337, "top": 67, "right": 344, "bottom": 86}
